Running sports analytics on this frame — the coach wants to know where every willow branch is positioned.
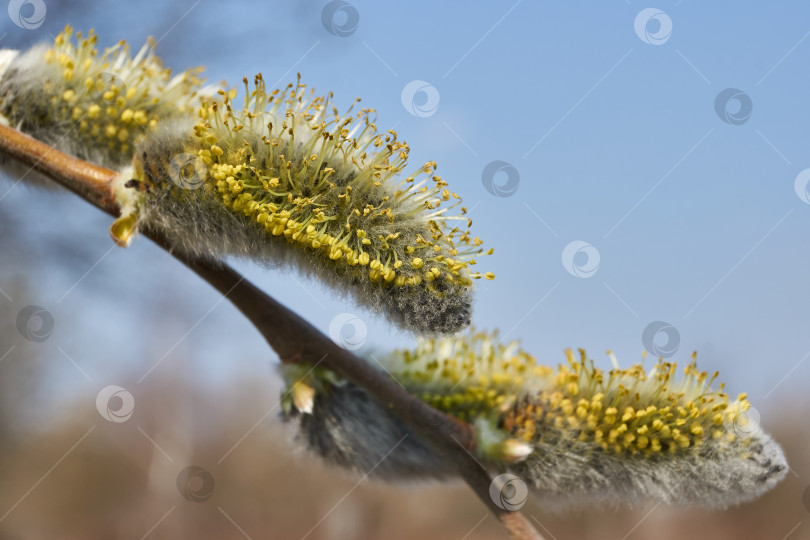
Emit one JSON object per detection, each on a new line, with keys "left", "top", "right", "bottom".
{"left": 0, "top": 124, "right": 544, "bottom": 540}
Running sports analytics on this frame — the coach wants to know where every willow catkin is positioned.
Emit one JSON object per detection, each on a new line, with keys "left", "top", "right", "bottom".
{"left": 121, "top": 75, "right": 493, "bottom": 333}
{"left": 0, "top": 26, "right": 207, "bottom": 169}
{"left": 280, "top": 330, "right": 787, "bottom": 509}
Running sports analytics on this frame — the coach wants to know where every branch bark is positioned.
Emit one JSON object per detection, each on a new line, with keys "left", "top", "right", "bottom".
{"left": 0, "top": 124, "right": 544, "bottom": 540}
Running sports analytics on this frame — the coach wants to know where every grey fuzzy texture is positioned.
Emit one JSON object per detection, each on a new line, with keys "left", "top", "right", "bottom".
{"left": 132, "top": 123, "right": 473, "bottom": 334}
{"left": 0, "top": 45, "right": 128, "bottom": 168}
{"left": 281, "top": 375, "right": 787, "bottom": 509}
{"left": 0, "top": 48, "right": 84, "bottom": 188}
{"left": 0, "top": 34, "right": 208, "bottom": 172}
{"left": 282, "top": 381, "right": 454, "bottom": 482}
{"left": 510, "top": 431, "right": 787, "bottom": 510}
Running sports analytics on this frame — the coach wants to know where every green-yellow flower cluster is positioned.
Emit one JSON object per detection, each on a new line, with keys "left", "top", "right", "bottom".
{"left": 130, "top": 74, "right": 492, "bottom": 332}
{"left": 284, "top": 330, "right": 785, "bottom": 507}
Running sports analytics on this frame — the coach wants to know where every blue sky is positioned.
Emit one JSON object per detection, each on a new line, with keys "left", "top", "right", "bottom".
{"left": 2, "top": 1, "right": 810, "bottom": 410}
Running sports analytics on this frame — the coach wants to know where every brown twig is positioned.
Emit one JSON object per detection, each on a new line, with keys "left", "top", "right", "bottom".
{"left": 0, "top": 124, "right": 544, "bottom": 540}
{"left": 0, "top": 126, "right": 116, "bottom": 210}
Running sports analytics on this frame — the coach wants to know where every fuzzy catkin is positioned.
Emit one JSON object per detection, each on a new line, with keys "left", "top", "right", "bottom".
{"left": 277, "top": 363, "right": 451, "bottom": 481}
{"left": 512, "top": 426, "right": 785, "bottom": 510}
{"left": 279, "top": 331, "right": 787, "bottom": 508}
{"left": 124, "top": 75, "right": 492, "bottom": 333}
{"left": 285, "top": 380, "right": 453, "bottom": 481}
{"left": 0, "top": 26, "right": 207, "bottom": 169}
